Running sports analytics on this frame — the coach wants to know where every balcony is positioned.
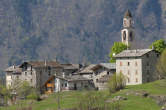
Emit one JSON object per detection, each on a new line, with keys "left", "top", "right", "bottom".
{"left": 46, "top": 83, "right": 54, "bottom": 88}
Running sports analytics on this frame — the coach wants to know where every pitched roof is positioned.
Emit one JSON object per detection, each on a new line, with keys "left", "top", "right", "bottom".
{"left": 61, "top": 64, "right": 80, "bottom": 70}
{"left": 54, "top": 75, "right": 90, "bottom": 82}
{"left": 100, "top": 63, "right": 116, "bottom": 69}
{"left": 78, "top": 64, "right": 96, "bottom": 74}
{"left": 124, "top": 9, "right": 132, "bottom": 18}
{"left": 20, "top": 61, "right": 62, "bottom": 68}
{"left": 114, "top": 49, "right": 153, "bottom": 58}
{"left": 91, "top": 63, "right": 116, "bottom": 71}
{"left": 5, "top": 66, "right": 22, "bottom": 73}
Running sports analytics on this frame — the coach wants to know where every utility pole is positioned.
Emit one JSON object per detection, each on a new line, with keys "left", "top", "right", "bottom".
{"left": 57, "top": 79, "right": 60, "bottom": 110}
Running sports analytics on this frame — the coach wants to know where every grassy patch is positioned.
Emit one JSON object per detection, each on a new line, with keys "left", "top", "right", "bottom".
{"left": 1, "top": 80, "right": 166, "bottom": 110}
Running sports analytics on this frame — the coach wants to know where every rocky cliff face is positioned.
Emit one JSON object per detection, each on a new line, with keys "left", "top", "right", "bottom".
{"left": 0, "top": 0, "right": 165, "bottom": 73}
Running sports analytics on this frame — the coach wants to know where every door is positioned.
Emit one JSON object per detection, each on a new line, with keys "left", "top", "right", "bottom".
{"left": 74, "top": 83, "right": 77, "bottom": 90}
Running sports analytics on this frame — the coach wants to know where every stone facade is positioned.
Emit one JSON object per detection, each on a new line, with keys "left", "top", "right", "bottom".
{"left": 5, "top": 61, "right": 63, "bottom": 93}
{"left": 115, "top": 49, "right": 159, "bottom": 85}
{"left": 91, "top": 63, "right": 116, "bottom": 90}
{"left": 76, "top": 64, "right": 96, "bottom": 80}
{"left": 5, "top": 66, "right": 22, "bottom": 88}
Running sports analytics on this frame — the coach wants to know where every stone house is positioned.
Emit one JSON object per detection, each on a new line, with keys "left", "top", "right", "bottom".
{"left": 5, "top": 61, "right": 63, "bottom": 93}
{"left": 44, "top": 74, "right": 94, "bottom": 93}
{"left": 5, "top": 66, "right": 22, "bottom": 89}
{"left": 61, "top": 64, "right": 82, "bottom": 76}
{"left": 91, "top": 63, "right": 116, "bottom": 90}
{"left": 74, "top": 64, "right": 96, "bottom": 80}
{"left": 114, "top": 49, "right": 160, "bottom": 85}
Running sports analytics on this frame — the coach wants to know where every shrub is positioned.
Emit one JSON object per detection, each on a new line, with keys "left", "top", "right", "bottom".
{"left": 26, "top": 89, "right": 40, "bottom": 100}
{"left": 77, "top": 91, "right": 121, "bottom": 110}
{"left": 77, "top": 91, "right": 105, "bottom": 110}
{"left": 108, "top": 73, "right": 126, "bottom": 93}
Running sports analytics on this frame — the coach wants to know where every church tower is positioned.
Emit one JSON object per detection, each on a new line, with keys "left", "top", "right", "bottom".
{"left": 121, "top": 10, "right": 135, "bottom": 49}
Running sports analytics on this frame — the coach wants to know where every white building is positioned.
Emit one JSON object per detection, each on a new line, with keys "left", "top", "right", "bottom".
{"left": 5, "top": 66, "right": 22, "bottom": 89}
{"left": 114, "top": 49, "right": 160, "bottom": 85}
{"left": 44, "top": 74, "right": 94, "bottom": 93}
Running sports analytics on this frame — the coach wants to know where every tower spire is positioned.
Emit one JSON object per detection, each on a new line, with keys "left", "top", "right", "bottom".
{"left": 124, "top": 9, "right": 132, "bottom": 18}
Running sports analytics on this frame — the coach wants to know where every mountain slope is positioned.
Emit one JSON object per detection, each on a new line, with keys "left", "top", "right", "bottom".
{"left": 0, "top": 0, "right": 165, "bottom": 72}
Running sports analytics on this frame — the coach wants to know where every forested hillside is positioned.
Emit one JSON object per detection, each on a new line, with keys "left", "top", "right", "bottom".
{"left": 0, "top": 0, "right": 165, "bottom": 73}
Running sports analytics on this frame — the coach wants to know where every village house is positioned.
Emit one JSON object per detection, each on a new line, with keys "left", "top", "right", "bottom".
{"left": 61, "top": 63, "right": 82, "bottom": 76}
{"left": 44, "top": 74, "right": 94, "bottom": 93}
{"left": 91, "top": 63, "right": 116, "bottom": 90}
{"left": 5, "top": 66, "right": 22, "bottom": 89}
{"left": 114, "top": 49, "right": 160, "bottom": 85}
{"left": 75, "top": 64, "right": 97, "bottom": 80}
{"left": 5, "top": 61, "right": 63, "bottom": 93}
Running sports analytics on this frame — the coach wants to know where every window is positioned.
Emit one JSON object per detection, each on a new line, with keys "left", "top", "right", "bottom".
{"left": 48, "top": 66, "right": 51, "bottom": 71}
{"left": 123, "top": 20, "right": 127, "bottom": 26}
{"left": 25, "top": 72, "right": 27, "bottom": 76}
{"left": 128, "top": 62, "right": 130, "bottom": 66}
{"left": 130, "top": 32, "right": 133, "bottom": 41}
{"left": 65, "top": 83, "right": 67, "bottom": 87}
{"left": 31, "top": 79, "right": 32, "bottom": 83}
{"left": 16, "top": 76, "right": 19, "bottom": 79}
{"left": 135, "top": 62, "right": 138, "bottom": 66}
{"left": 157, "top": 54, "right": 159, "bottom": 58}
{"left": 48, "top": 72, "right": 51, "bottom": 76}
{"left": 146, "top": 54, "right": 149, "bottom": 58}
{"left": 130, "top": 20, "right": 132, "bottom": 26}
{"left": 135, "top": 70, "right": 138, "bottom": 75}
{"left": 107, "top": 71, "right": 109, "bottom": 75}
{"left": 31, "top": 66, "right": 32, "bottom": 71}
{"left": 62, "top": 84, "right": 63, "bottom": 87}
{"left": 31, "top": 72, "right": 32, "bottom": 75}
{"left": 136, "top": 78, "right": 138, "bottom": 83}
{"left": 96, "top": 79, "right": 98, "bottom": 82}
{"left": 120, "top": 62, "right": 123, "bottom": 66}
{"left": 123, "top": 31, "right": 126, "bottom": 41}
{"left": 147, "top": 62, "right": 149, "bottom": 66}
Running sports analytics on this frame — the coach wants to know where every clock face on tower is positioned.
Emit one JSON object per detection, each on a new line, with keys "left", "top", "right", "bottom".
{"left": 123, "top": 31, "right": 126, "bottom": 41}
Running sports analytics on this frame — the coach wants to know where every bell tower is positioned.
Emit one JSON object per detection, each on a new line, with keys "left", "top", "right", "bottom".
{"left": 121, "top": 10, "right": 134, "bottom": 49}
